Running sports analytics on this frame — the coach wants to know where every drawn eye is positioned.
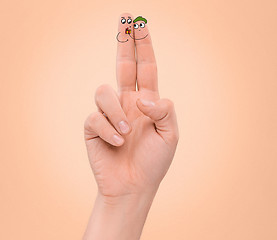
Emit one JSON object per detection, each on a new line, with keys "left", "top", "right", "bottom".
{"left": 121, "top": 18, "right": 126, "bottom": 24}
{"left": 134, "top": 23, "right": 139, "bottom": 29}
{"left": 140, "top": 22, "right": 145, "bottom": 28}
{"left": 127, "top": 19, "right": 132, "bottom": 24}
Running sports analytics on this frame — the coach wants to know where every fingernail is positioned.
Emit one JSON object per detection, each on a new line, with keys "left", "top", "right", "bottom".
{"left": 113, "top": 134, "right": 124, "bottom": 145}
{"left": 140, "top": 98, "right": 155, "bottom": 107}
{"left": 118, "top": 121, "right": 130, "bottom": 134}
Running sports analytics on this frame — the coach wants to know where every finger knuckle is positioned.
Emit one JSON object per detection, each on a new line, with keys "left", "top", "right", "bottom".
{"left": 163, "top": 98, "right": 174, "bottom": 110}
{"left": 174, "top": 131, "right": 180, "bottom": 142}
{"left": 95, "top": 84, "right": 111, "bottom": 100}
{"left": 168, "top": 131, "right": 179, "bottom": 144}
{"left": 84, "top": 112, "right": 100, "bottom": 130}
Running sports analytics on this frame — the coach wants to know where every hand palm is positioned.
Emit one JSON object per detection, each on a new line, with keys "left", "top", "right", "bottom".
{"left": 86, "top": 91, "right": 175, "bottom": 197}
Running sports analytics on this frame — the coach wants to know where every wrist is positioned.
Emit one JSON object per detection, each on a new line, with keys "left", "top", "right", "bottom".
{"left": 83, "top": 189, "right": 158, "bottom": 240}
{"left": 98, "top": 188, "right": 158, "bottom": 208}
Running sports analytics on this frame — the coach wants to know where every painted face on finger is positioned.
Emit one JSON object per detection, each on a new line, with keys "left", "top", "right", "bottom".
{"left": 116, "top": 16, "right": 133, "bottom": 43}
{"left": 132, "top": 16, "right": 148, "bottom": 40}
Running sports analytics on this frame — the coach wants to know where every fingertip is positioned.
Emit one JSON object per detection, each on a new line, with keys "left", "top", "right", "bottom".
{"left": 119, "top": 12, "right": 134, "bottom": 18}
{"left": 118, "top": 12, "right": 134, "bottom": 26}
{"left": 124, "top": 121, "right": 133, "bottom": 135}
{"left": 112, "top": 134, "right": 125, "bottom": 146}
{"left": 138, "top": 98, "right": 155, "bottom": 107}
{"left": 136, "top": 98, "right": 154, "bottom": 117}
{"left": 118, "top": 120, "right": 132, "bottom": 135}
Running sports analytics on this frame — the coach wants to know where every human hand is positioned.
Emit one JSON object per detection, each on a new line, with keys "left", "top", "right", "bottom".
{"left": 83, "top": 13, "right": 179, "bottom": 240}
{"left": 84, "top": 13, "right": 179, "bottom": 200}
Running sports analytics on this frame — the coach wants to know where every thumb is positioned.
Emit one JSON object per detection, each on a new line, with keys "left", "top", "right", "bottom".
{"left": 136, "top": 98, "right": 179, "bottom": 144}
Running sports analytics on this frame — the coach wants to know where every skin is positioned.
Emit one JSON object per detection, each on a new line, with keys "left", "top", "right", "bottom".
{"left": 116, "top": 15, "right": 133, "bottom": 43}
{"left": 83, "top": 13, "right": 179, "bottom": 240}
{"left": 131, "top": 19, "right": 149, "bottom": 40}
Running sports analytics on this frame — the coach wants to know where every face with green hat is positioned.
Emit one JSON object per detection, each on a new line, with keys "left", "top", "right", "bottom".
{"left": 133, "top": 16, "right": 149, "bottom": 40}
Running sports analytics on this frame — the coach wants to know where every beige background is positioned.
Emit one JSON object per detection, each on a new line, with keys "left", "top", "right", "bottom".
{"left": 1, "top": 0, "right": 277, "bottom": 239}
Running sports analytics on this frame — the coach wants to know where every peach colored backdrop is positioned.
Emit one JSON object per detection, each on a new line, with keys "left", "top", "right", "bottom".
{"left": 1, "top": 0, "right": 276, "bottom": 239}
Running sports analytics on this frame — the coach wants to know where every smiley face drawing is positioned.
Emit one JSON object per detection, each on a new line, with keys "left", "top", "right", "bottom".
{"left": 116, "top": 15, "right": 133, "bottom": 43}
{"left": 131, "top": 16, "right": 149, "bottom": 40}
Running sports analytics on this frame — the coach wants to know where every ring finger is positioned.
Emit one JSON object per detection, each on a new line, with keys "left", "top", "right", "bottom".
{"left": 94, "top": 84, "right": 131, "bottom": 135}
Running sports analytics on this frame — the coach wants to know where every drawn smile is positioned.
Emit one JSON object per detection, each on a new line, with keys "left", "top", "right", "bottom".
{"left": 129, "top": 33, "right": 148, "bottom": 40}
{"left": 116, "top": 32, "right": 128, "bottom": 43}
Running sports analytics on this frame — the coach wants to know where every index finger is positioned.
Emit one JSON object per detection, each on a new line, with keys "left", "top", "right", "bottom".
{"left": 116, "top": 13, "right": 136, "bottom": 92}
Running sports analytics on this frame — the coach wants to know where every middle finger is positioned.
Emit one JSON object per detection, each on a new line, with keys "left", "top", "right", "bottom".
{"left": 133, "top": 16, "right": 158, "bottom": 93}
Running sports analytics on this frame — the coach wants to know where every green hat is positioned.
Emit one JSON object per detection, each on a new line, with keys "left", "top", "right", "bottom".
{"left": 133, "top": 16, "right": 147, "bottom": 24}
